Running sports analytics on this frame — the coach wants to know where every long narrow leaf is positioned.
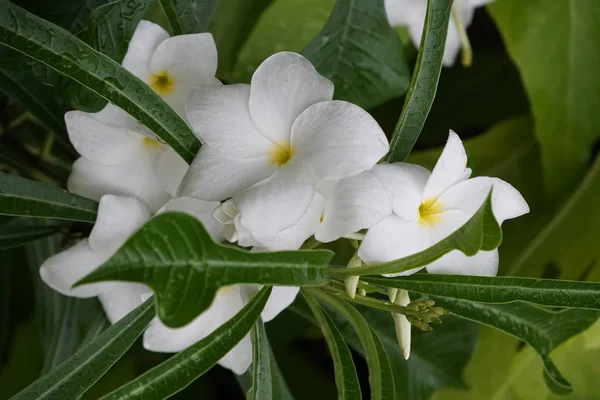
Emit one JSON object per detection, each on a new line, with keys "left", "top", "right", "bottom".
{"left": 101, "top": 287, "right": 272, "bottom": 400}
{"left": 0, "top": 1, "right": 200, "bottom": 163}
{"left": 0, "top": 173, "right": 98, "bottom": 222}
{"left": 0, "top": 224, "right": 60, "bottom": 251}
{"left": 386, "top": 0, "right": 454, "bottom": 162}
{"left": 12, "top": 298, "right": 155, "bottom": 400}
{"left": 303, "top": 290, "right": 361, "bottom": 400}
{"left": 159, "top": 0, "right": 218, "bottom": 35}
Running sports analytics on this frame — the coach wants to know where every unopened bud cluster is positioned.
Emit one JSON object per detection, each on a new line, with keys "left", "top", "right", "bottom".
{"left": 405, "top": 299, "right": 449, "bottom": 331}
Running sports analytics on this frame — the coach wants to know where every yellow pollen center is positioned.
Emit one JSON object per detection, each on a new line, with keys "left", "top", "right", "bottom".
{"left": 149, "top": 71, "right": 176, "bottom": 95}
{"left": 418, "top": 199, "right": 444, "bottom": 226}
{"left": 143, "top": 137, "right": 162, "bottom": 149}
{"left": 271, "top": 143, "right": 294, "bottom": 166}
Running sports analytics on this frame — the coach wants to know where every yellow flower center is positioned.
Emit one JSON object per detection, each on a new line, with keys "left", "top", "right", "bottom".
{"left": 271, "top": 143, "right": 294, "bottom": 166}
{"left": 142, "top": 137, "right": 162, "bottom": 149}
{"left": 418, "top": 199, "right": 444, "bottom": 226}
{"left": 149, "top": 71, "right": 176, "bottom": 95}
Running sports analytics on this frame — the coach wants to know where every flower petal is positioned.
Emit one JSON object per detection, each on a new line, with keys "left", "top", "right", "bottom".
{"left": 249, "top": 52, "right": 334, "bottom": 144}
{"left": 443, "top": 0, "right": 475, "bottom": 66}
{"left": 121, "top": 20, "right": 169, "bottom": 80}
{"left": 358, "top": 215, "right": 436, "bottom": 276}
{"left": 186, "top": 84, "right": 274, "bottom": 158}
{"left": 89, "top": 195, "right": 151, "bottom": 254}
{"left": 68, "top": 155, "right": 170, "bottom": 213}
{"left": 315, "top": 171, "right": 392, "bottom": 243}
{"left": 65, "top": 109, "right": 142, "bottom": 165}
{"left": 422, "top": 131, "right": 472, "bottom": 201}
{"left": 426, "top": 249, "right": 499, "bottom": 276}
{"left": 39, "top": 239, "right": 111, "bottom": 298}
{"left": 98, "top": 283, "right": 152, "bottom": 324}
{"left": 245, "top": 191, "right": 325, "bottom": 250}
{"left": 235, "top": 160, "right": 316, "bottom": 237}
{"left": 436, "top": 176, "right": 530, "bottom": 225}
{"left": 384, "top": 0, "right": 425, "bottom": 27}
{"left": 392, "top": 289, "right": 411, "bottom": 360}
{"left": 371, "top": 163, "right": 430, "bottom": 221}
{"left": 157, "top": 147, "right": 189, "bottom": 197}
{"left": 291, "top": 101, "right": 389, "bottom": 180}
{"left": 178, "top": 146, "right": 274, "bottom": 201}
{"left": 142, "top": 286, "right": 252, "bottom": 375}
{"left": 158, "top": 197, "right": 224, "bottom": 242}
{"left": 244, "top": 285, "right": 299, "bottom": 322}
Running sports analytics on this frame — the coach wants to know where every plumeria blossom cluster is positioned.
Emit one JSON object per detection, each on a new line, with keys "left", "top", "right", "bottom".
{"left": 39, "top": 20, "right": 528, "bottom": 374}
{"left": 384, "top": 0, "right": 495, "bottom": 66}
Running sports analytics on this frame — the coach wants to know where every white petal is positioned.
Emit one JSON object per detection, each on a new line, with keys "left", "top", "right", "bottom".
{"left": 425, "top": 209, "right": 472, "bottom": 241}
{"left": 157, "top": 147, "right": 189, "bottom": 197}
{"left": 158, "top": 197, "right": 224, "bottom": 242}
{"left": 65, "top": 110, "right": 141, "bottom": 165}
{"left": 98, "top": 283, "right": 152, "bottom": 324}
{"left": 39, "top": 239, "right": 111, "bottom": 298}
{"left": 244, "top": 285, "right": 299, "bottom": 322}
{"left": 178, "top": 146, "right": 274, "bottom": 201}
{"left": 436, "top": 176, "right": 530, "bottom": 225}
{"left": 358, "top": 215, "right": 435, "bottom": 276}
{"left": 122, "top": 20, "right": 169, "bottom": 80}
{"left": 384, "top": 0, "right": 425, "bottom": 27}
{"left": 426, "top": 249, "right": 499, "bottom": 276}
{"left": 235, "top": 161, "right": 316, "bottom": 237}
{"left": 249, "top": 52, "right": 334, "bottom": 144}
{"left": 393, "top": 289, "right": 411, "bottom": 360}
{"left": 68, "top": 155, "right": 170, "bottom": 213}
{"left": 371, "top": 163, "right": 430, "bottom": 221}
{"left": 443, "top": 0, "right": 475, "bottom": 67}
{"left": 246, "top": 191, "right": 325, "bottom": 251}
{"left": 468, "top": 0, "right": 494, "bottom": 7}
{"left": 291, "top": 101, "right": 389, "bottom": 180}
{"left": 422, "top": 131, "right": 471, "bottom": 201}
{"left": 315, "top": 171, "right": 392, "bottom": 243}
{"left": 142, "top": 286, "right": 252, "bottom": 374}
{"left": 89, "top": 195, "right": 151, "bottom": 254}
{"left": 186, "top": 84, "right": 274, "bottom": 158}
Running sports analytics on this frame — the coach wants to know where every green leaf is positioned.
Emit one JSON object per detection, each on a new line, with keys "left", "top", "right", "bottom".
{"left": 0, "top": 68, "right": 73, "bottom": 153}
{"left": 80, "top": 0, "right": 153, "bottom": 63}
{"left": 488, "top": 0, "right": 600, "bottom": 194}
{"left": 12, "top": 298, "right": 155, "bottom": 400}
{"left": 248, "top": 319, "right": 293, "bottom": 400}
{"left": 363, "top": 274, "right": 600, "bottom": 311}
{"left": 210, "top": 0, "right": 274, "bottom": 80}
{"left": 303, "top": 291, "right": 361, "bottom": 400}
{"left": 312, "top": 289, "right": 395, "bottom": 400}
{"left": 77, "top": 212, "right": 333, "bottom": 327}
{"left": 0, "top": 1, "right": 201, "bottom": 163}
{"left": 0, "top": 173, "right": 98, "bottom": 222}
{"left": 385, "top": 0, "right": 454, "bottom": 163}
{"left": 101, "top": 287, "right": 272, "bottom": 400}
{"left": 159, "top": 0, "right": 218, "bottom": 35}
{"left": 12, "top": 0, "right": 110, "bottom": 32}
{"left": 329, "top": 190, "right": 500, "bottom": 277}
{"left": 430, "top": 295, "right": 599, "bottom": 395}
{"left": 0, "top": 224, "right": 59, "bottom": 251}
{"left": 302, "top": 0, "right": 409, "bottom": 109}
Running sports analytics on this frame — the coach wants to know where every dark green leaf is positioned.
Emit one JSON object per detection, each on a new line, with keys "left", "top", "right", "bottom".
{"left": 209, "top": 0, "right": 273, "bottom": 80}
{"left": 303, "top": 0, "right": 409, "bottom": 109}
{"left": 329, "top": 190, "right": 500, "bottom": 277}
{"left": 0, "top": 224, "right": 59, "bottom": 251}
{"left": 12, "top": 298, "right": 155, "bottom": 400}
{"left": 303, "top": 291, "right": 361, "bottom": 400}
{"left": 0, "top": 258, "right": 10, "bottom": 365}
{"left": 81, "top": 0, "right": 153, "bottom": 62}
{"left": 312, "top": 289, "right": 395, "bottom": 400}
{"left": 489, "top": 0, "right": 600, "bottom": 194}
{"left": 77, "top": 212, "right": 333, "bottom": 327}
{"left": 39, "top": 297, "right": 81, "bottom": 375}
{"left": 430, "top": 296, "right": 600, "bottom": 395}
{"left": 159, "top": 0, "right": 218, "bottom": 35}
{"left": 363, "top": 274, "right": 600, "bottom": 311}
{"left": 12, "top": 0, "right": 109, "bottom": 32}
{"left": 248, "top": 319, "right": 293, "bottom": 400}
{"left": 385, "top": 0, "right": 454, "bottom": 163}
{"left": 101, "top": 287, "right": 272, "bottom": 400}
{"left": 0, "top": 173, "right": 98, "bottom": 222}
{"left": 0, "top": 1, "right": 201, "bottom": 163}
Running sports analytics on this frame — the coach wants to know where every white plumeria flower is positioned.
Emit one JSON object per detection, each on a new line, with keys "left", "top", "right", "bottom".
{"left": 384, "top": 0, "right": 494, "bottom": 66}
{"left": 66, "top": 20, "right": 220, "bottom": 211}
{"left": 179, "top": 52, "right": 389, "bottom": 250}
{"left": 323, "top": 131, "right": 529, "bottom": 276}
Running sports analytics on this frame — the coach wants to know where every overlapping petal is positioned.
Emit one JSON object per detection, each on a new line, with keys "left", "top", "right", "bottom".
{"left": 291, "top": 101, "right": 389, "bottom": 180}
{"left": 156, "top": 147, "right": 189, "bottom": 197}
{"left": 426, "top": 249, "right": 499, "bottom": 276}
{"left": 249, "top": 52, "right": 334, "bottom": 144}
{"left": 158, "top": 197, "right": 224, "bottom": 242}
{"left": 98, "top": 283, "right": 152, "bottom": 324}
{"left": 121, "top": 20, "right": 169, "bottom": 80}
